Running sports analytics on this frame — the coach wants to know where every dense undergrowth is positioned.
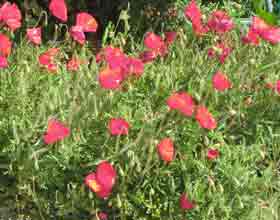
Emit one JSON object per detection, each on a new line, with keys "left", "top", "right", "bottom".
{"left": 0, "top": 0, "right": 280, "bottom": 220}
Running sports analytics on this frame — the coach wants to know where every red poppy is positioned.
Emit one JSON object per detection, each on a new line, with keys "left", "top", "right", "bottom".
{"left": 276, "top": 80, "right": 280, "bottom": 94}
{"left": 43, "top": 119, "right": 70, "bottom": 144}
{"left": 260, "top": 27, "right": 280, "bottom": 44}
{"left": 98, "top": 66, "right": 123, "bottom": 89}
{"left": 27, "top": 27, "right": 42, "bottom": 45}
{"left": 125, "top": 57, "right": 144, "bottom": 77}
{"left": 212, "top": 71, "right": 232, "bottom": 91}
{"left": 251, "top": 16, "right": 270, "bottom": 35}
{"left": 0, "top": 2, "right": 22, "bottom": 31}
{"left": 164, "top": 31, "right": 177, "bottom": 45}
{"left": 167, "top": 92, "right": 195, "bottom": 117}
{"left": 97, "top": 212, "right": 108, "bottom": 220}
{"left": 104, "top": 46, "right": 128, "bottom": 70}
{"left": 242, "top": 28, "right": 260, "bottom": 46}
{"left": 207, "top": 10, "right": 234, "bottom": 34}
{"left": 196, "top": 105, "right": 217, "bottom": 130}
{"left": 84, "top": 172, "right": 111, "bottom": 198}
{"left": 207, "top": 148, "right": 220, "bottom": 160}
{"left": 85, "top": 161, "right": 117, "bottom": 199}
{"left": 96, "top": 161, "right": 117, "bottom": 191}
{"left": 184, "top": 0, "right": 208, "bottom": 36}
{"left": 144, "top": 32, "right": 165, "bottom": 51}
{"left": 70, "top": 26, "right": 86, "bottom": 45}
{"left": 49, "top": 0, "right": 68, "bottom": 22}
{"left": 0, "top": 55, "right": 8, "bottom": 69}
{"left": 76, "top": 12, "right": 98, "bottom": 32}
{"left": 157, "top": 138, "right": 175, "bottom": 162}
{"left": 180, "top": 193, "right": 196, "bottom": 210}
{"left": 0, "top": 33, "right": 12, "bottom": 57}
{"left": 39, "top": 48, "right": 60, "bottom": 72}
{"left": 139, "top": 50, "right": 158, "bottom": 63}
{"left": 108, "top": 118, "right": 130, "bottom": 135}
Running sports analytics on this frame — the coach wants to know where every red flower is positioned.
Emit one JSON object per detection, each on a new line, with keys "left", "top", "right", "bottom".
{"left": 27, "top": 27, "right": 42, "bottom": 45}
{"left": 85, "top": 161, "right": 117, "bottom": 199}
{"left": 144, "top": 32, "right": 165, "bottom": 51}
{"left": 76, "top": 12, "right": 98, "bottom": 32}
{"left": 0, "top": 55, "right": 8, "bottom": 69}
{"left": 184, "top": 0, "right": 208, "bottom": 36}
{"left": 97, "top": 212, "right": 108, "bottom": 220}
{"left": 180, "top": 193, "right": 196, "bottom": 210}
{"left": 98, "top": 66, "right": 123, "bottom": 89}
{"left": 84, "top": 172, "right": 111, "bottom": 198}
{"left": 108, "top": 118, "right": 130, "bottom": 136}
{"left": 49, "top": 0, "right": 68, "bottom": 22}
{"left": 125, "top": 57, "right": 144, "bottom": 77}
{"left": 207, "top": 148, "right": 220, "bottom": 160}
{"left": 164, "top": 31, "right": 177, "bottom": 46}
{"left": 167, "top": 92, "right": 195, "bottom": 117}
{"left": 260, "top": 27, "right": 280, "bottom": 44}
{"left": 96, "top": 161, "right": 117, "bottom": 192}
{"left": 0, "top": 33, "right": 12, "bottom": 57}
{"left": 212, "top": 71, "right": 232, "bottom": 91}
{"left": 43, "top": 119, "right": 70, "bottom": 144}
{"left": 276, "top": 80, "right": 280, "bottom": 94}
{"left": 70, "top": 26, "right": 86, "bottom": 45}
{"left": 0, "top": 2, "right": 22, "bottom": 31}
{"left": 196, "top": 105, "right": 217, "bottom": 130}
{"left": 139, "top": 50, "right": 158, "bottom": 63}
{"left": 242, "top": 28, "right": 260, "bottom": 46}
{"left": 251, "top": 16, "right": 270, "bottom": 35}
{"left": 39, "top": 48, "right": 60, "bottom": 72}
{"left": 207, "top": 10, "right": 234, "bottom": 34}
{"left": 157, "top": 138, "right": 175, "bottom": 162}
{"left": 103, "top": 46, "right": 128, "bottom": 70}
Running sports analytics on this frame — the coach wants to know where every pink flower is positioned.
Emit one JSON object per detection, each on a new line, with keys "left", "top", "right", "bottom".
{"left": 85, "top": 161, "right": 117, "bottom": 199}
{"left": 108, "top": 118, "right": 130, "bottom": 136}
{"left": 49, "top": 0, "right": 68, "bottom": 22}
{"left": 27, "top": 27, "right": 42, "bottom": 45}
{"left": 0, "top": 2, "right": 22, "bottom": 31}
{"left": 276, "top": 80, "right": 280, "bottom": 94}
{"left": 43, "top": 119, "right": 70, "bottom": 144}
{"left": 0, "top": 55, "right": 8, "bottom": 69}
{"left": 207, "top": 148, "right": 220, "bottom": 160}
{"left": 0, "top": 33, "right": 12, "bottom": 57}
{"left": 184, "top": 0, "right": 208, "bottom": 36}
{"left": 98, "top": 66, "right": 124, "bottom": 90}
{"left": 70, "top": 25, "right": 86, "bottom": 44}
{"left": 196, "top": 105, "right": 217, "bottom": 130}
{"left": 38, "top": 48, "right": 60, "bottom": 72}
{"left": 164, "top": 31, "right": 177, "bottom": 45}
{"left": 242, "top": 28, "right": 260, "bottom": 46}
{"left": 97, "top": 212, "right": 108, "bottom": 220}
{"left": 260, "top": 27, "right": 280, "bottom": 44}
{"left": 180, "top": 193, "right": 196, "bottom": 210}
{"left": 144, "top": 32, "right": 165, "bottom": 51}
{"left": 157, "top": 138, "right": 175, "bottom": 163}
{"left": 125, "top": 57, "right": 144, "bottom": 77}
{"left": 212, "top": 71, "right": 232, "bottom": 91}
{"left": 76, "top": 12, "right": 98, "bottom": 32}
{"left": 96, "top": 161, "right": 117, "bottom": 192}
{"left": 139, "top": 50, "right": 158, "bottom": 63}
{"left": 207, "top": 10, "right": 234, "bottom": 34}
{"left": 167, "top": 92, "right": 195, "bottom": 117}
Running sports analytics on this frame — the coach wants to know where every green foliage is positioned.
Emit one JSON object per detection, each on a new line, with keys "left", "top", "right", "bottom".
{"left": 1, "top": 1, "right": 280, "bottom": 220}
